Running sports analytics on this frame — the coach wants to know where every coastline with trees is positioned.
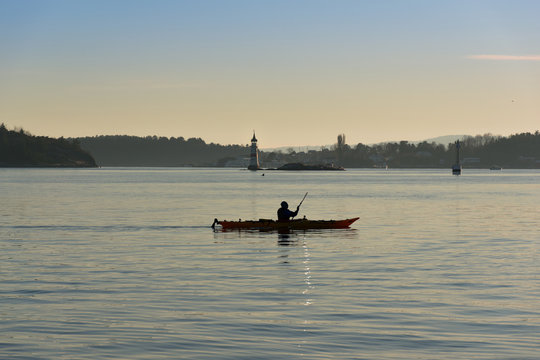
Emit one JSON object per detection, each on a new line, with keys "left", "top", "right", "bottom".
{"left": 78, "top": 131, "right": 539, "bottom": 169}
{"left": 1, "top": 123, "right": 538, "bottom": 169}
{"left": 0, "top": 124, "right": 97, "bottom": 168}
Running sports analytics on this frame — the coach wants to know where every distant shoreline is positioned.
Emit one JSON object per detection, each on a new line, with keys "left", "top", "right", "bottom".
{"left": 2, "top": 125, "right": 539, "bottom": 169}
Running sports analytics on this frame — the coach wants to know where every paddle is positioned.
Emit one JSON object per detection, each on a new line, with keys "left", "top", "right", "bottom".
{"left": 291, "top": 192, "right": 308, "bottom": 219}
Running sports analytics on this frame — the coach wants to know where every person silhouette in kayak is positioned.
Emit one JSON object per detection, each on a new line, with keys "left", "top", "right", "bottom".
{"left": 277, "top": 201, "right": 299, "bottom": 221}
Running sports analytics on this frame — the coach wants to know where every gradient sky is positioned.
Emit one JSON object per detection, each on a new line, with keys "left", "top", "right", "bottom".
{"left": 1, "top": 0, "right": 539, "bottom": 147}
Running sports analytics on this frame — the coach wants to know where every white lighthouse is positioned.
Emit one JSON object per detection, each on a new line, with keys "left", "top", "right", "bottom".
{"left": 247, "top": 132, "right": 260, "bottom": 170}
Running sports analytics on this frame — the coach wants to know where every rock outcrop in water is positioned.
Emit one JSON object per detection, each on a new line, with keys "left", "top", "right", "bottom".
{"left": 276, "top": 162, "right": 344, "bottom": 171}
{"left": 0, "top": 124, "right": 98, "bottom": 167}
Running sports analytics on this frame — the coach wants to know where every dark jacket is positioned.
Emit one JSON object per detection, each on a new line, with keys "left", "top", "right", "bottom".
{"left": 277, "top": 207, "right": 298, "bottom": 221}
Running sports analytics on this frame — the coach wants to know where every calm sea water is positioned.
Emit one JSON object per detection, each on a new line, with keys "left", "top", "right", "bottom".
{"left": 1, "top": 168, "right": 538, "bottom": 359}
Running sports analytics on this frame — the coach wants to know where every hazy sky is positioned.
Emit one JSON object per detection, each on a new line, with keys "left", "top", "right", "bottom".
{"left": 1, "top": 0, "right": 539, "bottom": 147}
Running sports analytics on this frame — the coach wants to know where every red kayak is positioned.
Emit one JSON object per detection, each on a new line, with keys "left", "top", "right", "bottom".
{"left": 212, "top": 217, "right": 359, "bottom": 231}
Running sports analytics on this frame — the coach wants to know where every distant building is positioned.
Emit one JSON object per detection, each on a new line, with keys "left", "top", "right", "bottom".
{"left": 247, "top": 132, "right": 260, "bottom": 170}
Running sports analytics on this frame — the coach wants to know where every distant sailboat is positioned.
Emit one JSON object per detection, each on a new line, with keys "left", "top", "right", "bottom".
{"left": 452, "top": 140, "right": 461, "bottom": 175}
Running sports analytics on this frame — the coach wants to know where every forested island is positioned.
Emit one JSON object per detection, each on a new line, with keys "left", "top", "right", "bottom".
{"left": 0, "top": 124, "right": 97, "bottom": 167}
{"left": 77, "top": 131, "right": 540, "bottom": 169}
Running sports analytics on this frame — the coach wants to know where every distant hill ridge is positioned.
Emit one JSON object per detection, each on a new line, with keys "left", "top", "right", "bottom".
{"left": 416, "top": 135, "right": 468, "bottom": 145}
{"left": 261, "top": 135, "right": 468, "bottom": 152}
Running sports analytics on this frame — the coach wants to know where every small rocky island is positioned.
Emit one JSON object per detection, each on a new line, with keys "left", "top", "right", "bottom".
{"left": 276, "top": 162, "right": 344, "bottom": 171}
{"left": 0, "top": 124, "right": 98, "bottom": 167}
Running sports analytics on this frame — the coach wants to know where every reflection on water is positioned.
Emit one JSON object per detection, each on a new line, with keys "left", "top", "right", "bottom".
{"left": 277, "top": 231, "right": 313, "bottom": 305}
{"left": 216, "top": 228, "right": 359, "bottom": 245}
{"left": 302, "top": 241, "right": 313, "bottom": 307}
{"left": 277, "top": 229, "right": 297, "bottom": 246}
{"left": 276, "top": 228, "right": 358, "bottom": 245}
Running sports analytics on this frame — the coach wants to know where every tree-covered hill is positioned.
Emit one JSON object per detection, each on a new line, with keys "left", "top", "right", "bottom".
{"left": 324, "top": 132, "right": 540, "bottom": 169}
{"left": 78, "top": 135, "right": 250, "bottom": 167}
{"left": 0, "top": 124, "right": 97, "bottom": 167}
{"left": 77, "top": 131, "right": 540, "bottom": 169}
{"left": 459, "top": 132, "right": 540, "bottom": 168}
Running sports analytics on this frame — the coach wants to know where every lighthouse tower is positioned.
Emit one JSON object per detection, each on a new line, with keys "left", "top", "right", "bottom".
{"left": 247, "top": 132, "right": 260, "bottom": 170}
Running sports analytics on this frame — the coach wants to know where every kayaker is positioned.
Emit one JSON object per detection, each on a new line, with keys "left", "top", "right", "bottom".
{"left": 277, "top": 201, "right": 299, "bottom": 221}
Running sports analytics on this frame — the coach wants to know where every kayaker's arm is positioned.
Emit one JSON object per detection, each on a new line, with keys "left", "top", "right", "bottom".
{"left": 291, "top": 192, "right": 307, "bottom": 219}
{"left": 290, "top": 204, "right": 300, "bottom": 219}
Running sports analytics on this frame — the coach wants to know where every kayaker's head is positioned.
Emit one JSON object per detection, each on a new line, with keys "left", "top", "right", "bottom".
{"left": 281, "top": 201, "right": 288, "bottom": 209}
